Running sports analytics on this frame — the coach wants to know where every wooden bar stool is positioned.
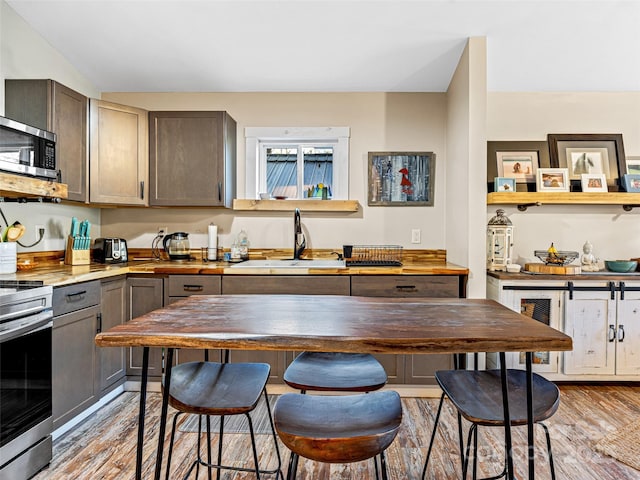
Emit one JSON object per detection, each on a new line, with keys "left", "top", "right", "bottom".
{"left": 283, "top": 352, "right": 388, "bottom": 393}
{"left": 164, "top": 359, "right": 283, "bottom": 480}
{"left": 274, "top": 391, "right": 403, "bottom": 480}
{"left": 422, "top": 369, "right": 559, "bottom": 480}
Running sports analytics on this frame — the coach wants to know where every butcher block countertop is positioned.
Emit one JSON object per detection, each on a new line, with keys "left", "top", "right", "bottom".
{"left": 11, "top": 249, "right": 468, "bottom": 286}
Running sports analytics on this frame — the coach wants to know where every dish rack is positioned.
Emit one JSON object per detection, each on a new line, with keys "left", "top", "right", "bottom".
{"left": 345, "top": 245, "right": 403, "bottom": 267}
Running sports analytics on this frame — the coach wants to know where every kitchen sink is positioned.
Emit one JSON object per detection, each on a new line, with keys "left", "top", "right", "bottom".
{"left": 230, "top": 259, "right": 346, "bottom": 269}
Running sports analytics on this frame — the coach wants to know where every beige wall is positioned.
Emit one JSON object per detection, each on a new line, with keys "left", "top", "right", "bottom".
{"left": 445, "top": 37, "right": 487, "bottom": 298}
{"left": 101, "top": 92, "right": 450, "bottom": 254}
{"left": 487, "top": 92, "right": 640, "bottom": 264}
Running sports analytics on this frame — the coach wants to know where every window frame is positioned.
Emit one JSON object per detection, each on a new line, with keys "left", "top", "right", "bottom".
{"left": 245, "top": 127, "right": 350, "bottom": 200}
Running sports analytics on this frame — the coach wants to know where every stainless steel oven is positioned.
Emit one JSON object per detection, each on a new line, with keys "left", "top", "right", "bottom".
{"left": 0, "top": 281, "right": 53, "bottom": 480}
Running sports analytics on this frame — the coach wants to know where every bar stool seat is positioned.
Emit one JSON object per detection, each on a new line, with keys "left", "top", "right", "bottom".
{"left": 274, "top": 391, "right": 402, "bottom": 479}
{"left": 164, "top": 361, "right": 282, "bottom": 479}
{"left": 283, "top": 352, "right": 387, "bottom": 392}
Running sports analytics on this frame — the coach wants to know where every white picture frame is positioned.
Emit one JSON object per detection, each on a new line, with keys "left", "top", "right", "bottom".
{"left": 537, "top": 168, "right": 569, "bottom": 192}
{"left": 580, "top": 173, "right": 607, "bottom": 192}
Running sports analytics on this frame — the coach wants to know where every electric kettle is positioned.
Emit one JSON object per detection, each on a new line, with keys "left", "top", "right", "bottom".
{"left": 163, "top": 232, "right": 191, "bottom": 260}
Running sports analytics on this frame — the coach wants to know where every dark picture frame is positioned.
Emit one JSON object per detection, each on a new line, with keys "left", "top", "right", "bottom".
{"left": 368, "top": 151, "right": 435, "bottom": 206}
{"left": 487, "top": 141, "right": 550, "bottom": 192}
{"left": 548, "top": 134, "right": 626, "bottom": 191}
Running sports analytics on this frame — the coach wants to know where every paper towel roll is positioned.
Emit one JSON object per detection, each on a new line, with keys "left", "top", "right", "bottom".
{"left": 208, "top": 224, "right": 218, "bottom": 261}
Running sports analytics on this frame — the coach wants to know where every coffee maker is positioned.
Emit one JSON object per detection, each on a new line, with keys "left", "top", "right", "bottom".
{"left": 163, "top": 232, "right": 191, "bottom": 260}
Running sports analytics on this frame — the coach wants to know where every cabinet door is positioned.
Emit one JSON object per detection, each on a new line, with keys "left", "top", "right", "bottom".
{"left": 615, "top": 287, "right": 640, "bottom": 375}
{"left": 99, "top": 278, "right": 126, "bottom": 392}
{"left": 501, "top": 290, "right": 562, "bottom": 374}
{"left": 53, "top": 305, "right": 100, "bottom": 429}
{"left": 149, "top": 111, "right": 236, "bottom": 207}
{"left": 564, "top": 290, "right": 616, "bottom": 375}
{"left": 126, "top": 277, "right": 164, "bottom": 378}
{"left": 90, "top": 99, "right": 148, "bottom": 205}
{"left": 5, "top": 80, "right": 88, "bottom": 202}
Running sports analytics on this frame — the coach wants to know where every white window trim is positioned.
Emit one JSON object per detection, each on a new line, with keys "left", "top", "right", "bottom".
{"left": 245, "top": 127, "right": 350, "bottom": 200}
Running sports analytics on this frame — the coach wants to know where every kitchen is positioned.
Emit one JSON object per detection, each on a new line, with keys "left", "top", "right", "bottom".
{"left": 1, "top": 1, "right": 640, "bottom": 479}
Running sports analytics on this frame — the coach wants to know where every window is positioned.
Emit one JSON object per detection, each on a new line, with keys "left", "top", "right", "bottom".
{"left": 245, "top": 127, "right": 350, "bottom": 200}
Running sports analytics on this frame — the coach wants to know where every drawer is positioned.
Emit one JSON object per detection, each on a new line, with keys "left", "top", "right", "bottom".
{"left": 351, "top": 275, "right": 459, "bottom": 298}
{"left": 53, "top": 280, "right": 101, "bottom": 316}
{"left": 222, "top": 275, "right": 350, "bottom": 295}
{"left": 167, "top": 275, "right": 221, "bottom": 297}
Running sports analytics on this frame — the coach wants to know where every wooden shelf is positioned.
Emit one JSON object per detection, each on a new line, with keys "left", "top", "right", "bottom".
{"left": 0, "top": 172, "right": 68, "bottom": 199}
{"left": 487, "top": 192, "right": 640, "bottom": 211}
{"left": 233, "top": 199, "right": 360, "bottom": 212}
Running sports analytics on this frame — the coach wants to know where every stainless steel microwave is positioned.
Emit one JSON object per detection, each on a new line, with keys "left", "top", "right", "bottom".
{"left": 0, "top": 115, "right": 57, "bottom": 180}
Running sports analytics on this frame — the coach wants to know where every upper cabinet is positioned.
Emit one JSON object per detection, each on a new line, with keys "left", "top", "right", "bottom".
{"left": 89, "top": 99, "right": 148, "bottom": 205}
{"left": 149, "top": 111, "right": 236, "bottom": 207}
{"left": 5, "top": 79, "right": 87, "bottom": 202}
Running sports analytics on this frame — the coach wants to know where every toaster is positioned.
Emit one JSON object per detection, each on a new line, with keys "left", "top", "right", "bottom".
{"left": 93, "top": 238, "right": 128, "bottom": 264}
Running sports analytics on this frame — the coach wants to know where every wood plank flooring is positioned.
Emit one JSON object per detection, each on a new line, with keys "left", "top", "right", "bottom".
{"left": 33, "top": 384, "right": 640, "bottom": 479}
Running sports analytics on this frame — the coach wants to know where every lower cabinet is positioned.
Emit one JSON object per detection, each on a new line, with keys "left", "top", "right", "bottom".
{"left": 351, "top": 276, "right": 459, "bottom": 385}
{"left": 99, "top": 277, "right": 127, "bottom": 393}
{"left": 126, "top": 276, "right": 165, "bottom": 379}
{"left": 52, "top": 281, "right": 101, "bottom": 430}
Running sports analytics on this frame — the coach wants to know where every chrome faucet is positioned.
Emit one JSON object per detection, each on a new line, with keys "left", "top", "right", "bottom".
{"left": 293, "top": 208, "right": 306, "bottom": 260}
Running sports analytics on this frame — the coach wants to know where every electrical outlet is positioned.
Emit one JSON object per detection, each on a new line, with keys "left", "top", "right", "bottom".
{"left": 35, "top": 224, "right": 45, "bottom": 234}
{"left": 411, "top": 229, "right": 421, "bottom": 244}
{"left": 158, "top": 226, "right": 167, "bottom": 236}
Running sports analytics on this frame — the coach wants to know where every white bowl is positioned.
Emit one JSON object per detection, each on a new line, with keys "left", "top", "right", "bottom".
{"left": 506, "top": 264, "right": 521, "bottom": 273}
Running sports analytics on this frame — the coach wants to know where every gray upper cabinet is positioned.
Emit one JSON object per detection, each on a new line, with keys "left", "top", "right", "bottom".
{"left": 149, "top": 111, "right": 236, "bottom": 207}
{"left": 5, "top": 79, "right": 88, "bottom": 202}
{"left": 89, "top": 99, "right": 148, "bottom": 205}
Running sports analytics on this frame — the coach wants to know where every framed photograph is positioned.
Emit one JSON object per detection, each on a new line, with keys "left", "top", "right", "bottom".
{"left": 487, "top": 141, "right": 550, "bottom": 192}
{"left": 368, "top": 151, "right": 435, "bottom": 206}
{"left": 581, "top": 173, "right": 607, "bottom": 192}
{"left": 625, "top": 156, "right": 640, "bottom": 175}
{"left": 548, "top": 134, "right": 626, "bottom": 191}
{"left": 537, "top": 168, "right": 570, "bottom": 192}
{"left": 494, "top": 177, "right": 516, "bottom": 192}
{"left": 623, "top": 174, "right": 640, "bottom": 193}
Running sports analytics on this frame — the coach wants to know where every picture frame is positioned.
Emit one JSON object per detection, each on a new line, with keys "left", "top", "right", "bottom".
{"left": 548, "top": 134, "right": 626, "bottom": 191}
{"left": 625, "top": 156, "right": 640, "bottom": 175}
{"left": 496, "top": 151, "right": 538, "bottom": 184}
{"left": 494, "top": 177, "right": 516, "bottom": 192}
{"left": 368, "top": 151, "right": 435, "bottom": 206}
{"left": 623, "top": 174, "right": 640, "bottom": 193}
{"left": 537, "top": 168, "right": 570, "bottom": 192}
{"left": 487, "top": 141, "right": 550, "bottom": 192}
{"left": 580, "top": 173, "right": 607, "bottom": 192}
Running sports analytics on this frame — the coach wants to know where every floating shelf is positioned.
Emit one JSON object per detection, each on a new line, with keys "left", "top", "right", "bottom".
{"left": 0, "top": 172, "right": 68, "bottom": 199}
{"left": 487, "top": 192, "right": 640, "bottom": 211}
{"left": 233, "top": 199, "right": 360, "bottom": 212}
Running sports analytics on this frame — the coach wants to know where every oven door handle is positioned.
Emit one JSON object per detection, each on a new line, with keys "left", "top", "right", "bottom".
{"left": 0, "top": 310, "right": 53, "bottom": 344}
{"left": 0, "top": 303, "right": 50, "bottom": 324}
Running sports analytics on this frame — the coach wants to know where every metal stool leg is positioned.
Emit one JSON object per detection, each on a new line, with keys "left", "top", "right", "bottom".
{"left": 216, "top": 415, "right": 224, "bottom": 480}
{"left": 165, "top": 412, "right": 183, "bottom": 480}
{"left": 262, "top": 391, "right": 284, "bottom": 480}
{"left": 540, "top": 422, "right": 556, "bottom": 480}
{"left": 380, "top": 450, "right": 390, "bottom": 480}
{"left": 421, "top": 392, "right": 446, "bottom": 479}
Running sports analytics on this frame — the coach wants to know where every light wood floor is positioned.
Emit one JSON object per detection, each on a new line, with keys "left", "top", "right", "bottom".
{"left": 34, "top": 384, "right": 640, "bottom": 479}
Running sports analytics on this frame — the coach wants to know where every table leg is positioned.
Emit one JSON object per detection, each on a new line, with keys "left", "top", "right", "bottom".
{"left": 526, "top": 351, "right": 535, "bottom": 480}
{"left": 135, "top": 347, "right": 149, "bottom": 480}
{"left": 499, "top": 352, "right": 514, "bottom": 480}
{"left": 154, "top": 347, "right": 174, "bottom": 480}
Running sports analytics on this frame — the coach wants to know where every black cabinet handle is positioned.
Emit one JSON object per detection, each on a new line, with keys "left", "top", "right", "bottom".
{"left": 396, "top": 285, "right": 417, "bottom": 292}
{"left": 97, "top": 313, "right": 102, "bottom": 334}
{"left": 140, "top": 181, "right": 145, "bottom": 200}
{"left": 218, "top": 182, "right": 222, "bottom": 202}
{"left": 66, "top": 290, "right": 87, "bottom": 301}
{"left": 609, "top": 324, "right": 616, "bottom": 342}
{"left": 183, "top": 285, "right": 204, "bottom": 292}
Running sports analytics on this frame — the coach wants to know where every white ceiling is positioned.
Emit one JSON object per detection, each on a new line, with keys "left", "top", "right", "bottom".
{"left": 6, "top": 0, "right": 640, "bottom": 93}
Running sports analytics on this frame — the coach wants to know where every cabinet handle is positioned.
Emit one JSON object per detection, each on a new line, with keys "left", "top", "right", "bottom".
{"left": 218, "top": 182, "right": 222, "bottom": 202}
{"left": 618, "top": 325, "right": 625, "bottom": 342}
{"left": 396, "top": 285, "right": 417, "bottom": 292}
{"left": 608, "top": 324, "right": 616, "bottom": 342}
{"left": 66, "top": 290, "right": 87, "bottom": 301}
{"left": 97, "top": 313, "right": 102, "bottom": 334}
{"left": 183, "top": 285, "right": 204, "bottom": 292}
{"left": 140, "top": 181, "right": 145, "bottom": 200}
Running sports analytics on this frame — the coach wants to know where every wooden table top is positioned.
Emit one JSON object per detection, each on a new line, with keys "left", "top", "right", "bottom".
{"left": 96, "top": 295, "right": 572, "bottom": 355}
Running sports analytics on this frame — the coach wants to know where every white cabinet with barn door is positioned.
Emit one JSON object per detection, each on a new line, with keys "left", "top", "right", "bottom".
{"left": 564, "top": 281, "right": 640, "bottom": 377}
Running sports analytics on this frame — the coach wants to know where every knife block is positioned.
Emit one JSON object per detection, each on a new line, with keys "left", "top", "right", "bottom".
{"left": 64, "top": 236, "right": 91, "bottom": 266}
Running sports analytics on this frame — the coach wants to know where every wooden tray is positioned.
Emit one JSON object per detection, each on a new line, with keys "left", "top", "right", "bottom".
{"left": 524, "top": 263, "right": 582, "bottom": 275}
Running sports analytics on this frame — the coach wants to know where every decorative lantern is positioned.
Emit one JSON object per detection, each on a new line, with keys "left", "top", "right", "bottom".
{"left": 487, "top": 209, "right": 514, "bottom": 271}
